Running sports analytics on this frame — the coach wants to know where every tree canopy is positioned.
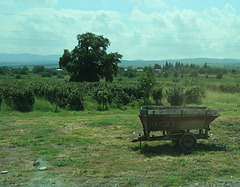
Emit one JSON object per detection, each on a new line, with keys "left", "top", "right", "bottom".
{"left": 59, "top": 32, "right": 122, "bottom": 82}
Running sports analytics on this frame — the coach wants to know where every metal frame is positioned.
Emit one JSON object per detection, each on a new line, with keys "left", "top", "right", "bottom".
{"left": 132, "top": 106, "right": 220, "bottom": 148}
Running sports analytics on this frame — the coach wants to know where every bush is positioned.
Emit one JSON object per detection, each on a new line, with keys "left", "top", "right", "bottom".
{"left": 41, "top": 72, "right": 51, "bottom": 77}
{"left": 166, "top": 85, "right": 185, "bottom": 106}
{"left": 189, "top": 70, "right": 198, "bottom": 77}
{"left": 33, "top": 66, "right": 45, "bottom": 74}
{"left": 184, "top": 85, "right": 205, "bottom": 104}
{"left": 43, "top": 83, "right": 84, "bottom": 111}
{"left": 3, "top": 86, "right": 35, "bottom": 112}
{"left": 57, "top": 74, "right": 64, "bottom": 79}
{"left": 15, "top": 75, "right": 22, "bottom": 79}
{"left": 218, "top": 84, "right": 240, "bottom": 93}
{"left": 163, "top": 72, "right": 169, "bottom": 78}
{"left": 138, "top": 97, "right": 152, "bottom": 105}
{"left": 216, "top": 72, "right": 223, "bottom": 79}
{"left": 113, "top": 91, "right": 131, "bottom": 108}
{"left": 137, "top": 67, "right": 156, "bottom": 98}
{"left": 174, "top": 71, "right": 178, "bottom": 77}
{"left": 96, "top": 90, "right": 110, "bottom": 111}
{"left": 68, "top": 92, "right": 83, "bottom": 111}
{"left": 151, "top": 87, "right": 163, "bottom": 104}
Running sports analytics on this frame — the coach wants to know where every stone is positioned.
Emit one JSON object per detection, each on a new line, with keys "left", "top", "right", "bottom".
{"left": 38, "top": 167, "right": 47, "bottom": 171}
{"left": 33, "top": 161, "right": 40, "bottom": 166}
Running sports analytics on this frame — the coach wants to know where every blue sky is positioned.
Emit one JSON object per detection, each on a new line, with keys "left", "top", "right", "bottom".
{"left": 0, "top": 0, "right": 240, "bottom": 60}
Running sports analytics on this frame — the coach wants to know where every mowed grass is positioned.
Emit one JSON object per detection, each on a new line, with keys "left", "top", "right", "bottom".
{"left": 0, "top": 92, "right": 240, "bottom": 186}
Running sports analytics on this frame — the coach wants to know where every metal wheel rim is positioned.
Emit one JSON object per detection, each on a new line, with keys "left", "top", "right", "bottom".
{"left": 182, "top": 135, "right": 195, "bottom": 149}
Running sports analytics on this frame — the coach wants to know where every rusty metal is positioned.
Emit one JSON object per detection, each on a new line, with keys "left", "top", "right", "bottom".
{"left": 132, "top": 106, "right": 220, "bottom": 149}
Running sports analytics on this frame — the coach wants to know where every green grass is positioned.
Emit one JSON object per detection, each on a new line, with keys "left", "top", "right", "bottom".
{"left": 1, "top": 99, "right": 240, "bottom": 186}
{"left": 202, "top": 91, "right": 240, "bottom": 111}
{"left": 1, "top": 73, "right": 240, "bottom": 186}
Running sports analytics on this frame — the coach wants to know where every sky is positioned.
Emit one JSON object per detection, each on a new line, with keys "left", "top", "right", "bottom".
{"left": 0, "top": 0, "right": 240, "bottom": 60}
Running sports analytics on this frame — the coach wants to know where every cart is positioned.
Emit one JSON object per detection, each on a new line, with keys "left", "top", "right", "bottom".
{"left": 132, "top": 106, "right": 220, "bottom": 150}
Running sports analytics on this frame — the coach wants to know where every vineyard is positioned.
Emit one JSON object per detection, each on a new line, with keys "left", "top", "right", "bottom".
{"left": 0, "top": 75, "right": 239, "bottom": 113}
{"left": 0, "top": 65, "right": 240, "bottom": 186}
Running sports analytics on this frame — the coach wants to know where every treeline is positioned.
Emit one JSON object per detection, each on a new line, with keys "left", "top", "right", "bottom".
{"left": 119, "top": 61, "right": 234, "bottom": 79}
{"left": 157, "top": 61, "right": 228, "bottom": 75}
{"left": 0, "top": 65, "right": 68, "bottom": 79}
{"left": 0, "top": 61, "right": 237, "bottom": 80}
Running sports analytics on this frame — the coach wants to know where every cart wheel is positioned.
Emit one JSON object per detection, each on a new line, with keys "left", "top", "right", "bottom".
{"left": 179, "top": 132, "right": 197, "bottom": 150}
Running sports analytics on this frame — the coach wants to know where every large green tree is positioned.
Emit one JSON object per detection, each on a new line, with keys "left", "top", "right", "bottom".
{"left": 59, "top": 32, "right": 122, "bottom": 82}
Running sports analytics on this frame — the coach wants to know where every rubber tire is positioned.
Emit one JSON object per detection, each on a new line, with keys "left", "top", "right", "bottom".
{"left": 179, "top": 132, "right": 197, "bottom": 150}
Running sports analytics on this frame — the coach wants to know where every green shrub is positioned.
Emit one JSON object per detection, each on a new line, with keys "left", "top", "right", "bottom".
{"left": 151, "top": 87, "right": 163, "bottom": 105}
{"left": 96, "top": 90, "right": 110, "bottom": 111}
{"left": 15, "top": 75, "right": 21, "bottom": 79}
{"left": 189, "top": 70, "right": 198, "bottom": 77}
{"left": 57, "top": 74, "right": 64, "bottom": 79}
{"left": 122, "top": 84, "right": 144, "bottom": 100}
{"left": 106, "top": 82, "right": 144, "bottom": 108}
{"left": 216, "top": 72, "right": 223, "bottom": 79}
{"left": 3, "top": 86, "right": 35, "bottom": 112}
{"left": 138, "top": 97, "right": 152, "bottom": 106}
{"left": 41, "top": 72, "right": 51, "bottom": 77}
{"left": 174, "top": 71, "right": 178, "bottom": 77}
{"left": 43, "top": 83, "right": 84, "bottom": 111}
{"left": 112, "top": 92, "right": 130, "bottom": 108}
{"left": 166, "top": 85, "right": 185, "bottom": 106}
{"left": 163, "top": 72, "right": 169, "bottom": 78}
{"left": 137, "top": 67, "right": 156, "bottom": 98}
{"left": 184, "top": 85, "right": 205, "bottom": 104}
{"left": 172, "top": 77, "right": 180, "bottom": 83}
{"left": 67, "top": 86, "right": 84, "bottom": 111}
{"left": 218, "top": 84, "right": 240, "bottom": 93}
{"left": 32, "top": 66, "right": 45, "bottom": 74}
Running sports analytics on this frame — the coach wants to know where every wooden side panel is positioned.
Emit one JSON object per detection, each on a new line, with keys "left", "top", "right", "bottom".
{"left": 139, "top": 115, "right": 218, "bottom": 131}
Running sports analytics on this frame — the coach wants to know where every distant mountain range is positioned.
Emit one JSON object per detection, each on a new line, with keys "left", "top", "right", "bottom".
{"left": 0, "top": 53, "right": 240, "bottom": 68}
{"left": 0, "top": 53, "right": 61, "bottom": 67}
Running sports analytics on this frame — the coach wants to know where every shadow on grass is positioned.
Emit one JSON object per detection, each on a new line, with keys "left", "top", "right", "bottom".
{"left": 132, "top": 142, "right": 227, "bottom": 157}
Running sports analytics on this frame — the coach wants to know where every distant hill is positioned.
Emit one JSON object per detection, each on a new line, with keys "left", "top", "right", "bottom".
{"left": 0, "top": 53, "right": 240, "bottom": 68}
{"left": 0, "top": 53, "right": 60, "bottom": 67}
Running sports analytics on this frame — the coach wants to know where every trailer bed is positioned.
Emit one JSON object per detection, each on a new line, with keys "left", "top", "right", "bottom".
{"left": 132, "top": 106, "right": 220, "bottom": 150}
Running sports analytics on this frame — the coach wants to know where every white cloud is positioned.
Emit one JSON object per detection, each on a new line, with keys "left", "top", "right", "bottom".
{"left": 0, "top": 7, "right": 126, "bottom": 55}
{"left": 0, "top": 2, "right": 240, "bottom": 59}
{"left": 126, "top": 4, "right": 240, "bottom": 59}
{"left": 224, "top": 3, "right": 236, "bottom": 14}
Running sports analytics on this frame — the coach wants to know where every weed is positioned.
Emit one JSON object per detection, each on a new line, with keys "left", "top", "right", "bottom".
{"left": 126, "top": 178, "right": 139, "bottom": 186}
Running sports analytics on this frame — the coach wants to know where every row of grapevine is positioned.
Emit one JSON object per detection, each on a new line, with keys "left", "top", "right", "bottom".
{"left": 0, "top": 80, "right": 145, "bottom": 112}
{"left": 0, "top": 81, "right": 84, "bottom": 112}
{"left": 0, "top": 82, "right": 34, "bottom": 112}
{"left": 205, "top": 83, "right": 240, "bottom": 93}
{"left": 0, "top": 79, "right": 217, "bottom": 112}
{"left": 31, "top": 82, "right": 84, "bottom": 111}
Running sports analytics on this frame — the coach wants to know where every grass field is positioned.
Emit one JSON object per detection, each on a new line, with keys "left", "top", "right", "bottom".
{"left": 1, "top": 88, "right": 240, "bottom": 186}
{"left": 0, "top": 70, "right": 240, "bottom": 186}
